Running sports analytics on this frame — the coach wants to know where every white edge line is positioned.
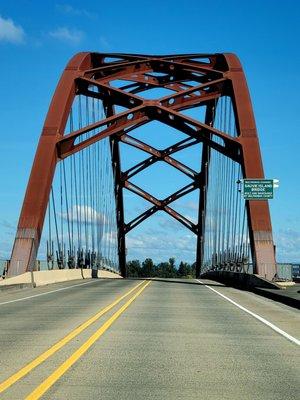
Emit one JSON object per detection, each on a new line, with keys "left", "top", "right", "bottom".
{"left": 196, "top": 279, "right": 300, "bottom": 346}
{"left": 0, "top": 280, "right": 99, "bottom": 306}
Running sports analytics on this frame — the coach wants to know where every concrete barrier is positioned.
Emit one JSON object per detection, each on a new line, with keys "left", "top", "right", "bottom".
{"left": 200, "top": 270, "right": 281, "bottom": 289}
{"left": 0, "top": 268, "right": 122, "bottom": 287}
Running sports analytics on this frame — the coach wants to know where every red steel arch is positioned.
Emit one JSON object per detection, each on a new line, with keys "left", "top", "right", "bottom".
{"left": 8, "top": 53, "right": 277, "bottom": 280}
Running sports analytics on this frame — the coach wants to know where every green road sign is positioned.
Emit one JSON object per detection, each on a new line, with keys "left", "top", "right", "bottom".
{"left": 243, "top": 179, "right": 273, "bottom": 200}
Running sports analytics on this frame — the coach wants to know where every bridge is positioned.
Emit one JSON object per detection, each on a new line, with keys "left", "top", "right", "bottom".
{"left": 6, "top": 53, "right": 276, "bottom": 281}
{"left": 0, "top": 53, "right": 299, "bottom": 399}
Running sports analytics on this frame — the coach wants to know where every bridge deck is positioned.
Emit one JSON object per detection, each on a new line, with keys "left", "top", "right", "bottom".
{"left": 0, "top": 278, "right": 299, "bottom": 399}
{"left": 254, "top": 283, "right": 300, "bottom": 308}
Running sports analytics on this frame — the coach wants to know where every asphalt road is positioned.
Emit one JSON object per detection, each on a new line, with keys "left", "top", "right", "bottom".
{"left": 0, "top": 278, "right": 299, "bottom": 400}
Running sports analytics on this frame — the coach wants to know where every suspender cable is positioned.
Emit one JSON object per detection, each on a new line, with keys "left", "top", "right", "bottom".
{"left": 39, "top": 86, "right": 121, "bottom": 274}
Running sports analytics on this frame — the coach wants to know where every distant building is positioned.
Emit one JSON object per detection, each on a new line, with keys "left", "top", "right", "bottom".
{"left": 277, "top": 263, "right": 300, "bottom": 281}
{"left": 292, "top": 264, "right": 300, "bottom": 279}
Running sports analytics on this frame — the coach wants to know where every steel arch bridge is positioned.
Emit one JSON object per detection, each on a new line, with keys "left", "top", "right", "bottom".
{"left": 7, "top": 52, "right": 277, "bottom": 281}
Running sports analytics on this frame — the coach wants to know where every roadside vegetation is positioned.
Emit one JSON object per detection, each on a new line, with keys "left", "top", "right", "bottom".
{"left": 126, "top": 257, "right": 196, "bottom": 278}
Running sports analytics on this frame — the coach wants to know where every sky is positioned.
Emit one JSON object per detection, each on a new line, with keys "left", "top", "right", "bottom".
{"left": 0, "top": 0, "right": 299, "bottom": 264}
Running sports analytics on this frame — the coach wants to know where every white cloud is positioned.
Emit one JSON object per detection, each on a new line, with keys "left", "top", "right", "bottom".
{"left": 56, "top": 4, "right": 97, "bottom": 19}
{"left": 274, "top": 229, "right": 300, "bottom": 262}
{"left": 0, "top": 15, "right": 25, "bottom": 44}
{"left": 60, "top": 205, "right": 106, "bottom": 225}
{"left": 126, "top": 231, "right": 196, "bottom": 263}
{"left": 102, "top": 230, "right": 117, "bottom": 245}
{"left": 49, "top": 27, "right": 84, "bottom": 45}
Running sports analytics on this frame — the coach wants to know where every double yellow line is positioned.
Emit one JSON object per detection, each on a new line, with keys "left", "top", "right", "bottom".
{"left": 0, "top": 279, "right": 151, "bottom": 399}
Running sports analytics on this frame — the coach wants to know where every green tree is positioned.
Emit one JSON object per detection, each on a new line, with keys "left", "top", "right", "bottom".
{"left": 156, "top": 258, "right": 177, "bottom": 278}
{"left": 168, "top": 257, "right": 177, "bottom": 278}
{"left": 127, "top": 257, "right": 195, "bottom": 279}
{"left": 141, "top": 258, "right": 155, "bottom": 277}
{"left": 169, "top": 257, "right": 175, "bottom": 269}
{"left": 178, "top": 261, "right": 191, "bottom": 277}
{"left": 126, "top": 260, "right": 141, "bottom": 277}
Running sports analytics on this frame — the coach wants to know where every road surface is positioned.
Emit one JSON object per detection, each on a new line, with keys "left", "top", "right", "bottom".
{"left": 0, "top": 278, "right": 299, "bottom": 399}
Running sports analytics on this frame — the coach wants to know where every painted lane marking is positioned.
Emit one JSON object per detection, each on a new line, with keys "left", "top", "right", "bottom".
{"left": 25, "top": 280, "right": 152, "bottom": 400}
{"left": 196, "top": 279, "right": 300, "bottom": 346}
{"left": 0, "top": 280, "right": 146, "bottom": 394}
{"left": 0, "top": 279, "right": 100, "bottom": 306}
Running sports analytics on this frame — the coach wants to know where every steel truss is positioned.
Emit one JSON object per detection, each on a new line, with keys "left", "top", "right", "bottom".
{"left": 8, "top": 53, "right": 277, "bottom": 280}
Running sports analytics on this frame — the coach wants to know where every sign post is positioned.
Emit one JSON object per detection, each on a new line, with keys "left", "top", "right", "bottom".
{"left": 242, "top": 179, "right": 274, "bottom": 200}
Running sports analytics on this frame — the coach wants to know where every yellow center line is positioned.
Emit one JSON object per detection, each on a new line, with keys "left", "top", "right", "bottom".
{"left": 0, "top": 280, "right": 146, "bottom": 394}
{"left": 26, "top": 280, "right": 151, "bottom": 400}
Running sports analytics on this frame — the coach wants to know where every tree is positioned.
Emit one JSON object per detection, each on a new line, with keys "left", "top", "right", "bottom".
{"left": 178, "top": 261, "right": 191, "bottom": 277}
{"left": 126, "top": 257, "right": 195, "bottom": 278}
{"left": 155, "top": 258, "right": 177, "bottom": 278}
{"left": 141, "top": 258, "right": 155, "bottom": 277}
{"left": 168, "top": 257, "right": 177, "bottom": 278}
{"left": 126, "top": 260, "right": 141, "bottom": 277}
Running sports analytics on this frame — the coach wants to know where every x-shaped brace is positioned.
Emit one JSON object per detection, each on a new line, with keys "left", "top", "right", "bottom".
{"left": 123, "top": 181, "right": 199, "bottom": 234}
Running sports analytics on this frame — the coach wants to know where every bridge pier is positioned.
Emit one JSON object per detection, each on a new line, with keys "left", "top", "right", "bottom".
{"left": 8, "top": 229, "right": 38, "bottom": 277}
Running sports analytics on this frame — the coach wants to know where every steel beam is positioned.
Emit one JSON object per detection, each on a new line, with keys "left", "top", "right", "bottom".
{"left": 8, "top": 52, "right": 277, "bottom": 283}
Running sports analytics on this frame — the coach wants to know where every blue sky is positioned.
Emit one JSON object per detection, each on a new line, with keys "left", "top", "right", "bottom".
{"left": 0, "top": 0, "right": 299, "bottom": 263}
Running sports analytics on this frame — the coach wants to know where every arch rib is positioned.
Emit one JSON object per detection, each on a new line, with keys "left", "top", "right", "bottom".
{"left": 224, "top": 53, "right": 276, "bottom": 280}
{"left": 8, "top": 52, "right": 277, "bottom": 282}
{"left": 8, "top": 53, "right": 96, "bottom": 276}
